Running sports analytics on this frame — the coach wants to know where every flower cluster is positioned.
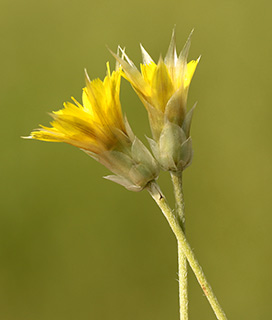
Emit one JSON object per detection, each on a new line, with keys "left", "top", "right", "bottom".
{"left": 25, "top": 30, "right": 198, "bottom": 190}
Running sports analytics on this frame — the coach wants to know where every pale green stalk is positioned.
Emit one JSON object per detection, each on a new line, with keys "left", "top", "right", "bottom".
{"left": 170, "top": 172, "right": 188, "bottom": 320}
{"left": 146, "top": 181, "right": 227, "bottom": 320}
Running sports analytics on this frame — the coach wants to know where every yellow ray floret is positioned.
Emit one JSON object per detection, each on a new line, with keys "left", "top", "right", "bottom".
{"left": 28, "top": 63, "right": 128, "bottom": 154}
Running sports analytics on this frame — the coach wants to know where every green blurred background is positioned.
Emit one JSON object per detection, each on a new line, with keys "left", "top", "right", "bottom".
{"left": 1, "top": 0, "right": 272, "bottom": 319}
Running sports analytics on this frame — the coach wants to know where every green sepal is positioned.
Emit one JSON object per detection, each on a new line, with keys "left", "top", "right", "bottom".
{"left": 158, "top": 121, "right": 187, "bottom": 171}
{"left": 95, "top": 140, "right": 159, "bottom": 191}
{"left": 182, "top": 102, "right": 197, "bottom": 137}
{"left": 131, "top": 137, "right": 159, "bottom": 173}
{"left": 104, "top": 175, "right": 142, "bottom": 192}
{"left": 124, "top": 116, "right": 136, "bottom": 141}
{"left": 164, "top": 88, "right": 186, "bottom": 126}
{"left": 81, "top": 149, "right": 99, "bottom": 161}
{"left": 99, "top": 150, "right": 134, "bottom": 177}
{"left": 146, "top": 136, "right": 160, "bottom": 160}
{"left": 177, "top": 137, "right": 193, "bottom": 170}
{"left": 130, "top": 137, "right": 160, "bottom": 187}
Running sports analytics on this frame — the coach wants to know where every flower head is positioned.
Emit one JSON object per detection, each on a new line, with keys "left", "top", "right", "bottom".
{"left": 29, "top": 63, "right": 125, "bottom": 152}
{"left": 112, "top": 29, "right": 199, "bottom": 139}
{"left": 25, "top": 62, "right": 159, "bottom": 191}
{"left": 112, "top": 30, "right": 199, "bottom": 172}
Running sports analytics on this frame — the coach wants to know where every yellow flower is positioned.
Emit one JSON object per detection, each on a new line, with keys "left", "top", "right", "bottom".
{"left": 112, "top": 29, "right": 200, "bottom": 141}
{"left": 25, "top": 62, "right": 159, "bottom": 191}
{"left": 111, "top": 30, "right": 199, "bottom": 172}
{"left": 28, "top": 63, "right": 125, "bottom": 154}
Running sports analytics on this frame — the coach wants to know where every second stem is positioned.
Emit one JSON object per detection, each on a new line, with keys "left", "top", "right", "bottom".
{"left": 171, "top": 171, "right": 188, "bottom": 320}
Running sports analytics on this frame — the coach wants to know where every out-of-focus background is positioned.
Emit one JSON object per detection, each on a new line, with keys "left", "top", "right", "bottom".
{"left": 1, "top": 0, "right": 272, "bottom": 319}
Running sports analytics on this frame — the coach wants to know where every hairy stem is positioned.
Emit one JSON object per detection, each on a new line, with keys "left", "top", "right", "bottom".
{"left": 147, "top": 181, "right": 227, "bottom": 320}
{"left": 170, "top": 172, "right": 188, "bottom": 320}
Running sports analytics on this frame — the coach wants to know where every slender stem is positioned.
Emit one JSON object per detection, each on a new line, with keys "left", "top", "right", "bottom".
{"left": 170, "top": 172, "right": 188, "bottom": 320}
{"left": 147, "top": 182, "right": 228, "bottom": 320}
{"left": 170, "top": 172, "right": 185, "bottom": 228}
{"left": 178, "top": 243, "right": 188, "bottom": 320}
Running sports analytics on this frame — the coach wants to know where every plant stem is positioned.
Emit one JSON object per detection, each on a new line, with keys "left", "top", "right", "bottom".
{"left": 170, "top": 172, "right": 185, "bottom": 228}
{"left": 170, "top": 172, "right": 188, "bottom": 320}
{"left": 147, "top": 181, "right": 228, "bottom": 320}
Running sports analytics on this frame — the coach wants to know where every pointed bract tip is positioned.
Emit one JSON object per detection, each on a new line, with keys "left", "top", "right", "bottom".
{"left": 171, "top": 26, "right": 176, "bottom": 39}
{"left": 186, "top": 29, "right": 195, "bottom": 46}
{"left": 165, "top": 27, "right": 178, "bottom": 65}
{"left": 140, "top": 43, "right": 154, "bottom": 64}
{"left": 106, "top": 45, "right": 113, "bottom": 55}
{"left": 158, "top": 54, "right": 164, "bottom": 63}
{"left": 116, "top": 45, "right": 125, "bottom": 56}
{"left": 192, "top": 101, "right": 198, "bottom": 108}
{"left": 179, "top": 29, "right": 195, "bottom": 60}
{"left": 84, "top": 68, "right": 91, "bottom": 83}
{"left": 114, "top": 46, "right": 126, "bottom": 70}
{"left": 120, "top": 47, "right": 126, "bottom": 59}
{"left": 115, "top": 45, "right": 125, "bottom": 57}
{"left": 105, "top": 44, "right": 119, "bottom": 59}
{"left": 21, "top": 135, "right": 33, "bottom": 139}
{"left": 186, "top": 28, "right": 195, "bottom": 44}
{"left": 108, "top": 46, "right": 119, "bottom": 62}
{"left": 110, "top": 46, "right": 126, "bottom": 62}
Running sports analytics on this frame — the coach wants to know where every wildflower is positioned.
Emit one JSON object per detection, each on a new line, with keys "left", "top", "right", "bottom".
{"left": 25, "top": 62, "right": 159, "bottom": 191}
{"left": 112, "top": 30, "right": 200, "bottom": 172}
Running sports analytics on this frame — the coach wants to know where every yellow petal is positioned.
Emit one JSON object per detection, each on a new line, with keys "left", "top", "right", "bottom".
{"left": 151, "top": 59, "right": 174, "bottom": 112}
{"left": 30, "top": 128, "right": 65, "bottom": 142}
{"left": 184, "top": 58, "right": 199, "bottom": 88}
{"left": 140, "top": 61, "right": 156, "bottom": 87}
